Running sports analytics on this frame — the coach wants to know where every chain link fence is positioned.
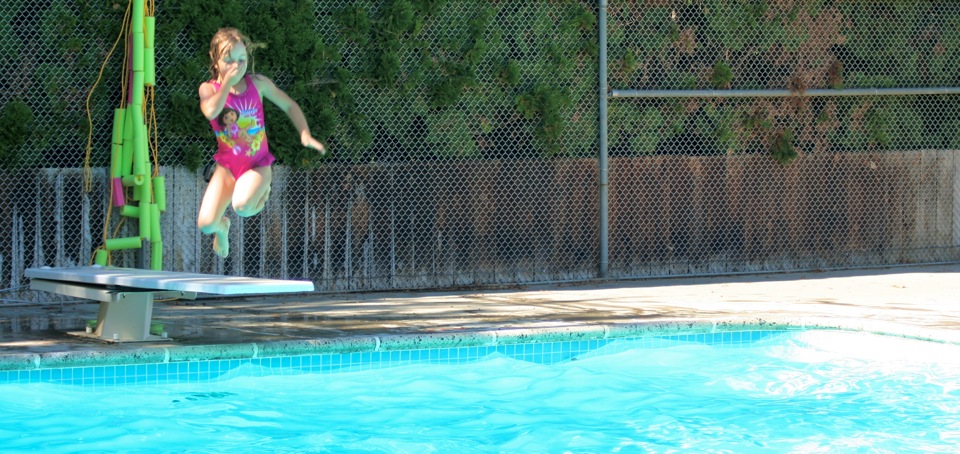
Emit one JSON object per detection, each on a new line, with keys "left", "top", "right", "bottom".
{"left": 1, "top": 1, "right": 958, "bottom": 298}
{"left": 604, "top": 1, "right": 960, "bottom": 277}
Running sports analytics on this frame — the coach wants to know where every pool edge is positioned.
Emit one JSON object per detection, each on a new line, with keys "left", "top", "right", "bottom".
{"left": 2, "top": 316, "right": 958, "bottom": 371}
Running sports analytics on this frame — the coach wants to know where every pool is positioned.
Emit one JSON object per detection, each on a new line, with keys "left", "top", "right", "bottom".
{"left": 2, "top": 329, "right": 959, "bottom": 451}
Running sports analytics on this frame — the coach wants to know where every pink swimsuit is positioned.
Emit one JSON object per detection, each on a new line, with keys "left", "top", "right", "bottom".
{"left": 208, "top": 75, "right": 276, "bottom": 178}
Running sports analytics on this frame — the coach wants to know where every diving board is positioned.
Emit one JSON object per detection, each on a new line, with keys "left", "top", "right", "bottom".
{"left": 26, "top": 265, "right": 315, "bottom": 343}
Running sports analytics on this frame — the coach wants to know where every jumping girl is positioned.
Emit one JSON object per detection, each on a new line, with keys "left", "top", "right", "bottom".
{"left": 198, "top": 27, "right": 325, "bottom": 257}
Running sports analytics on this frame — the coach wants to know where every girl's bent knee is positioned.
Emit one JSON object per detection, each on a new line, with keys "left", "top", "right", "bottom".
{"left": 233, "top": 202, "right": 261, "bottom": 217}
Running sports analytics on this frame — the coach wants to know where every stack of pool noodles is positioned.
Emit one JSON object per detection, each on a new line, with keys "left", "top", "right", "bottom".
{"left": 97, "top": 0, "right": 165, "bottom": 270}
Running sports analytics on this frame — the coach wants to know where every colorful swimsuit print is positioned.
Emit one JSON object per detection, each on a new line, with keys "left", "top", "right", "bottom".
{"left": 208, "top": 74, "right": 276, "bottom": 178}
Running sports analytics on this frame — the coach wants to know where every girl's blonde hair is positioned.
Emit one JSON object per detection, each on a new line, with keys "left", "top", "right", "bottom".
{"left": 208, "top": 27, "right": 261, "bottom": 79}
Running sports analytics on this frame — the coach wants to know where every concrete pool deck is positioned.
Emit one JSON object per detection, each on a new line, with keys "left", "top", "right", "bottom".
{"left": 1, "top": 263, "right": 958, "bottom": 369}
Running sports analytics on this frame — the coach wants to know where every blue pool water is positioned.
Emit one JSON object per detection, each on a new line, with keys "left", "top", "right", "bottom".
{"left": 2, "top": 330, "right": 959, "bottom": 452}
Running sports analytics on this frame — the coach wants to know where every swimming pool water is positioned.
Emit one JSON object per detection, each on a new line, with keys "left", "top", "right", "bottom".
{"left": 2, "top": 330, "right": 959, "bottom": 452}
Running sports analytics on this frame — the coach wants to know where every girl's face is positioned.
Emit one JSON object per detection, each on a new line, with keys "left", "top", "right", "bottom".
{"left": 216, "top": 41, "right": 248, "bottom": 80}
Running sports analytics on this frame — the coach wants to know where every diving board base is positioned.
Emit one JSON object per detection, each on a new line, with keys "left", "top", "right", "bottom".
{"left": 30, "top": 277, "right": 195, "bottom": 342}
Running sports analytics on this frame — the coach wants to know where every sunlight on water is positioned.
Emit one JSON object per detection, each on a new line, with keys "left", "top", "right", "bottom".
{"left": 2, "top": 331, "right": 959, "bottom": 452}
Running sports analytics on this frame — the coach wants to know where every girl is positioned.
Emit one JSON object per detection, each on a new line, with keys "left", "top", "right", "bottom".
{"left": 198, "top": 28, "right": 325, "bottom": 257}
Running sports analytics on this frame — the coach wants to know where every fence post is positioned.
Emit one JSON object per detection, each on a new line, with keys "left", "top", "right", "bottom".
{"left": 598, "top": 0, "right": 609, "bottom": 279}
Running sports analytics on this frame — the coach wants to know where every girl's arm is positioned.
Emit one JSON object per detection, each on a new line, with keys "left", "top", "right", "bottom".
{"left": 199, "top": 82, "right": 230, "bottom": 120}
{"left": 253, "top": 74, "right": 326, "bottom": 153}
{"left": 199, "top": 60, "right": 247, "bottom": 120}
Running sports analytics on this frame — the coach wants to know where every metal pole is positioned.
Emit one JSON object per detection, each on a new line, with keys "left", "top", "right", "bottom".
{"left": 610, "top": 87, "right": 960, "bottom": 98}
{"left": 598, "top": 0, "right": 609, "bottom": 279}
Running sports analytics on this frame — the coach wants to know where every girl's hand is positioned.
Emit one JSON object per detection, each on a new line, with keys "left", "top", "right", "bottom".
{"left": 301, "top": 132, "right": 326, "bottom": 154}
{"left": 222, "top": 60, "right": 247, "bottom": 87}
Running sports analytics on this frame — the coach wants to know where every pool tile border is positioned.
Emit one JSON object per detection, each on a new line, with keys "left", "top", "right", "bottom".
{"left": 0, "top": 329, "right": 795, "bottom": 386}
{"left": 2, "top": 316, "right": 959, "bottom": 376}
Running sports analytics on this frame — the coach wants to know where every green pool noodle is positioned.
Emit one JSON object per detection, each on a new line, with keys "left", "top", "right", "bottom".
{"left": 120, "top": 204, "right": 140, "bottom": 218}
{"left": 132, "top": 71, "right": 144, "bottom": 105}
{"left": 94, "top": 249, "right": 108, "bottom": 266}
{"left": 150, "top": 241, "right": 162, "bottom": 270}
{"left": 149, "top": 320, "right": 163, "bottom": 336}
{"left": 132, "top": 0, "right": 144, "bottom": 34}
{"left": 145, "top": 17, "right": 156, "bottom": 86}
{"left": 150, "top": 203, "right": 162, "bottom": 243}
{"left": 111, "top": 108, "right": 125, "bottom": 146}
{"left": 138, "top": 201, "right": 152, "bottom": 240}
{"left": 121, "top": 105, "right": 134, "bottom": 176}
{"left": 121, "top": 175, "right": 139, "bottom": 187}
{"left": 133, "top": 32, "right": 144, "bottom": 73}
{"left": 132, "top": 181, "right": 141, "bottom": 201}
{"left": 131, "top": 107, "right": 146, "bottom": 179}
{"left": 137, "top": 122, "right": 150, "bottom": 184}
{"left": 110, "top": 142, "right": 121, "bottom": 180}
{"left": 153, "top": 176, "right": 166, "bottom": 212}
{"left": 105, "top": 236, "right": 142, "bottom": 251}
{"left": 145, "top": 16, "right": 155, "bottom": 47}
{"left": 144, "top": 46, "right": 155, "bottom": 86}
{"left": 111, "top": 108, "right": 126, "bottom": 179}
{"left": 139, "top": 121, "right": 149, "bottom": 175}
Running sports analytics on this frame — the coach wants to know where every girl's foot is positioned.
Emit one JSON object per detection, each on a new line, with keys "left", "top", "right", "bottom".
{"left": 213, "top": 216, "right": 231, "bottom": 257}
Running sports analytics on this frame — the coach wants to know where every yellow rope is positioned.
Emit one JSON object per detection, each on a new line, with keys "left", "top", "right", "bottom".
{"left": 83, "top": 0, "right": 132, "bottom": 193}
{"left": 94, "top": 1, "right": 133, "bottom": 265}
{"left": 151, "top": 87, "right": 160, "bottom": 180}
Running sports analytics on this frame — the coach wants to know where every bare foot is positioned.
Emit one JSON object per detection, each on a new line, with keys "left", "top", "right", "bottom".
{"left": 212, "top": 216, "right": 231, "bottom": 257}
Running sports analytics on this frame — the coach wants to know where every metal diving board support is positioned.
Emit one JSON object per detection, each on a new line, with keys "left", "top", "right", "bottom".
{"left": 25, "top": 265, "right": 315, "bottom": 343}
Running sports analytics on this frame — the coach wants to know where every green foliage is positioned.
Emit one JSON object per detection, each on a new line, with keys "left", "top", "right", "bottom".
{"left": 0, "top": 101, "right": 35, "bottom": 169}
{"left": 711, "top": 60, "right": 732, "bottom": 89}
{"left": 621, "top": 49, "right": 638, "bottom": 79}
{"left": 428, "top": 6, "right": 491, "bottom": 109}
{"left": 515, "top": 85, "right": 571, "bottom": 156}
{"left": 770, "top": 129, "right": 797, "bottom": 165}
{"left": 701, "top": 103, "right": 738, "bottom": 153}
{"left": 11, "top": 0, "right": 960, "bottom": 170}
{"left": 426, "top": 109, "right": 476, "bottom": 158}
{"left": 336, "top": 6, "right": 371, "bottom": 46}
{"left": 498, "top": 60, "right": 520, "bottom": 86}
{"left": 609, "top": 103, "right": 666, "bottom": 155}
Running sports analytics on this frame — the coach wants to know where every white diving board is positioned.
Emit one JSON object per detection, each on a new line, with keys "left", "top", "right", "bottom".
{"left": 26, "top": 265, "right": 315, "bottom": 343}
